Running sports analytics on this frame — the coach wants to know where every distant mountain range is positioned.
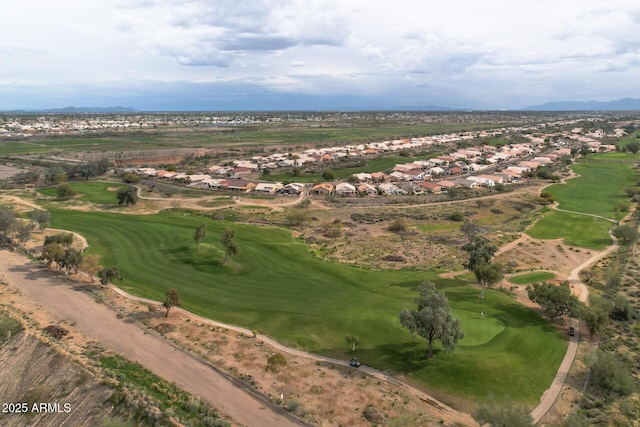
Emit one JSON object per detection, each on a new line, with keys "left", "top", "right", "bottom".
{"left": 2, "top": 106, "right": 138, "bottom": 114}
{"left": 524, "top": 97, "right": 640, "bottom": 111}
{"left": 3, "top": 98, "right": 640, "bottom": 113}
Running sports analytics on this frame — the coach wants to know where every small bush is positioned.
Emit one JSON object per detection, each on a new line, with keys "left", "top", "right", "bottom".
{"left": 43, "top": 325, "right": 69, "bottom": 339}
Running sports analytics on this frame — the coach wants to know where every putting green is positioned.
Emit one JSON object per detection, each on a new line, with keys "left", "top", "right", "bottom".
{"left": 453, "top": 309, "right": 506, "bottom": 346}
{"left": 509, "top": 271, "right": 555, "bottom": 285}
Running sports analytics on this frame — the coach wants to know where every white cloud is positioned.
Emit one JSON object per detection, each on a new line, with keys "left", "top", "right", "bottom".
{"left": 1, "top": 0, "right": 640, "bottom": 109}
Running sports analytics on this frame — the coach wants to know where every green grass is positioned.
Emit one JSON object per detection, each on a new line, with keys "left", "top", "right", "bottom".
{"left": 528, "top": 157, "right": 635, "bottom": 248}
{"left": 38, "top": 182, "right": 129, "bottom": 204}
{"left": 0, "top": 122, "right": 507, "bottom": 156}
{"left": 509, "top": 272, "right": 556, "bottom": 285}
{"left": 545, "top": 156, "right": 637, "bottom": 219}
{"left": 49, "top": 209, "right": 566, "bottom": 405}
{"left": 0, "top": 312, "right": 23, "bottom": 346}
{"left": 527, "top": 210, "right": 613, "bottom": 249}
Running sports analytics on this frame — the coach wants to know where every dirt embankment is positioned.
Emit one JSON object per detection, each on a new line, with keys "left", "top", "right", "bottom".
{"left": 0, "top": 331, "right": 114, "bottom": 427}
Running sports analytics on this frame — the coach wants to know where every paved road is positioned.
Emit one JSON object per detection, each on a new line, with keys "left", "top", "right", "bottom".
{"left": 0, "top": 251, "right": 303, "bottom": 427}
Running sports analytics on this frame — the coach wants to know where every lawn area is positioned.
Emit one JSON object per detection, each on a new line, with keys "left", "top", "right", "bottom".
{"left": 38, "top": 182, "right": 129, "bottom": 204}
{"left": 527, "top": 156, "right": 635, "bottom": 248}
{"left": 544, "top": 155, "right": 637, "bottom": 219}
{"left": 48, "top": 209, "right": 566, "bottom": 405}
{"left": 527, "top": 210, "right": 613, "bottom": 249}
{"left": 509, "top": 271, "right": 556, "bottom": 285}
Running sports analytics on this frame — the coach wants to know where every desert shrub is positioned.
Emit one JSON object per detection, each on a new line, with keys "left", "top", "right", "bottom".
{"left": 387, "top": 217, "right": 409, "bottom": 232}
{"left": 382, "top": 255, "right": 405, "bottom": 262}
{"left": 362, "top": 405, "right": 387, "bottom": 424}
{"left": 449, "top": 211, "right": 465, "bottom": 222}
{"left": 43, "top": 325, "right": 69, "bottom": 339}
{"left": 588, "top": 351, "right": 635, "bottom": 399}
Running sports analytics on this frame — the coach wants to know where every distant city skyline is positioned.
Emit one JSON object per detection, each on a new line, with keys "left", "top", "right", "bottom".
{"left": 2, "top": 1, "right": 639, "bottom": 111}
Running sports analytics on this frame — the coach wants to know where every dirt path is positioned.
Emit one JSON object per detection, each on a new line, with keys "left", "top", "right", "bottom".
{"left": 0, "top": 251, "right": 304, "bottom": 427}
{"left": 530, "top": 229, "right": 619, "bottom": 423}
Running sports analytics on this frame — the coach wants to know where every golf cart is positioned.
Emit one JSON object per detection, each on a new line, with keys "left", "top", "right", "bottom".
{"left": 349, "top": 357, "right": 361, "bottom": 367}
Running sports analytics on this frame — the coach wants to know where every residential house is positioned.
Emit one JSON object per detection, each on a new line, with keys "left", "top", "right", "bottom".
{"left": 370, "top": 172, "right": 390, "bottom": 182}
{"left": 254, "top": 182, "right": 283, "bottom": 195}
{"left": 417, "top": 181, "right": 443, "bottom": 193}
{"left": 335, "top": 182, "right": 357, "bottom": 196}
{"left": 377, "top": 183, "right": 407, "bottom": 195}
{"left": 352, "top": 172, "right": 373, "bottom": 182}
{"left": 281, "top": 182, "right": 307, "bottom": 194}
{"left": 310, "top": 183, "right": 334, "bottom": 195}
{"left": 404, "top": 169, "right": 426, "bottom": 181}
{"left": 357, "top": 183, "right": 378, "bottom": 196}
{"left": 467, "top": 176, "right": 495, "bottom": 187}
{"left": 454, "top": 178, "right": 479, "bottom": 189}
{"left": 225, "top": 179, "right": 257, "bottom": 192}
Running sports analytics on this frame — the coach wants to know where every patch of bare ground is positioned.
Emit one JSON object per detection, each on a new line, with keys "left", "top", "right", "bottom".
{"left": 496, "top": 237, "right": 594, "bottom": 279}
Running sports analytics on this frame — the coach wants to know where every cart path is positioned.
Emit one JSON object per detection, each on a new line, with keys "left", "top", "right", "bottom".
{"left": 0, "top": 250, "right": 304, "bottom": 427}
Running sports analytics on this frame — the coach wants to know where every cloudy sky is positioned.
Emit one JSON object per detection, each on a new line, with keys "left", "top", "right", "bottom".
{"left": 1, "top": 0, "right": 639, "bottom": 110}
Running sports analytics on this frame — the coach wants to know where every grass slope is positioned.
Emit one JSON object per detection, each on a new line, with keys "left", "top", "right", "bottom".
{"left": 509, "top": 272, "right": 556, "bottom": 285}
{"left": 38, "top": 182, "right": 129, "bottom": 204}
{"left": 49, "top": 209, "right": 565, "bottom": 405}
{"left": 528, "top": 157, "right": 635, "bottom": 248}
{"left": 544, "top": 157, "right": 637, "bottom": 219}
{"left": 528, "top": 210, "right": 613, "bottom": 249}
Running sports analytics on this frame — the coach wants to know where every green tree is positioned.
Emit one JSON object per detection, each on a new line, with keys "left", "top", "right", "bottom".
{"left": 265, "top": 353, "right": 287, "bottom": 383}
{"left": 59, "top": 248, "right": 83, "bottom": 274}
{"left": 612, "top": 292, "right": 633, "bottom": 320}
{"left": 163, "top": 288, "right": 181, "bottom": 317}
{"left": 44, "top": 232, "right": 74, "bottom": 249}
{"left": 587, "top": 350, "right": 635, "bottom": 399}
{"left": 0, "top": 206, "right": 16, "bottom": 238}
{"left": 527, "top": 282, "right": 583, "bottom": 320}
{"left": 286, "top": 209, "right": 310, "bottom": 226}
{"left": 322, "top": 170, "right": 336, "bottom": 181}
{"left": 387, "top": 217, "right": 409, "bottom": 233}
{"left": 399, "top": 282, "right": 464, "bottom": 359}
{"left": 98, "top": 266, "right": 123, "bottom": 288}
{"left": 221, "top": 228, "right": 239, "bottom": 264}
{"left": 40, "top": 242, "right": 65, "bottom": 267}
{"left": 473, "top": 396, "right": 534, "bottom": 427}
{"left": 473, "top": 261, "right": 504, "bottom": 298}
{"left": 117, "top": 187, "right": 138, "bottom": 206}
{"left": 461, "top": 236, "right": 500, "bottom": 297}
{"left": 15, "top": 222, "right": 34, "bottom": 249}
{"left": 460, "top": 219, "right": 482, "bottom": 238}
{"left": 612, "top": 224, "right": 639, "bottom": 243}
{"left": 193, "top": 223, "right": 207, "bottom": 249}
{"left": 56, "top": 183, "right": 77, "bottom": 199}
{"left": 122, "top": 172, "right": 141, "bottom": 183}
{"left": 583, "top": 307, "right": 609, "bottom": 337}
{"left": 462, "top": 236, "right": 498, "bottom": 271}
{"left": 344, "top": 333, "right": 360, "bottom": 352}
{"left": 30, "top": 209, "right": 51, "bottom": 232}
{"left": 626, "top": 141, "right": 640, "bottom": 154}
{"left": 80, "top": 254, "right": 101, "bottom": 282}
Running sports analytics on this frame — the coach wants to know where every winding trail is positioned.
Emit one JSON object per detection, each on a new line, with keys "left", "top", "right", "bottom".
{"left": 529, "top": 228, "right": 619, "bottom": 423}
